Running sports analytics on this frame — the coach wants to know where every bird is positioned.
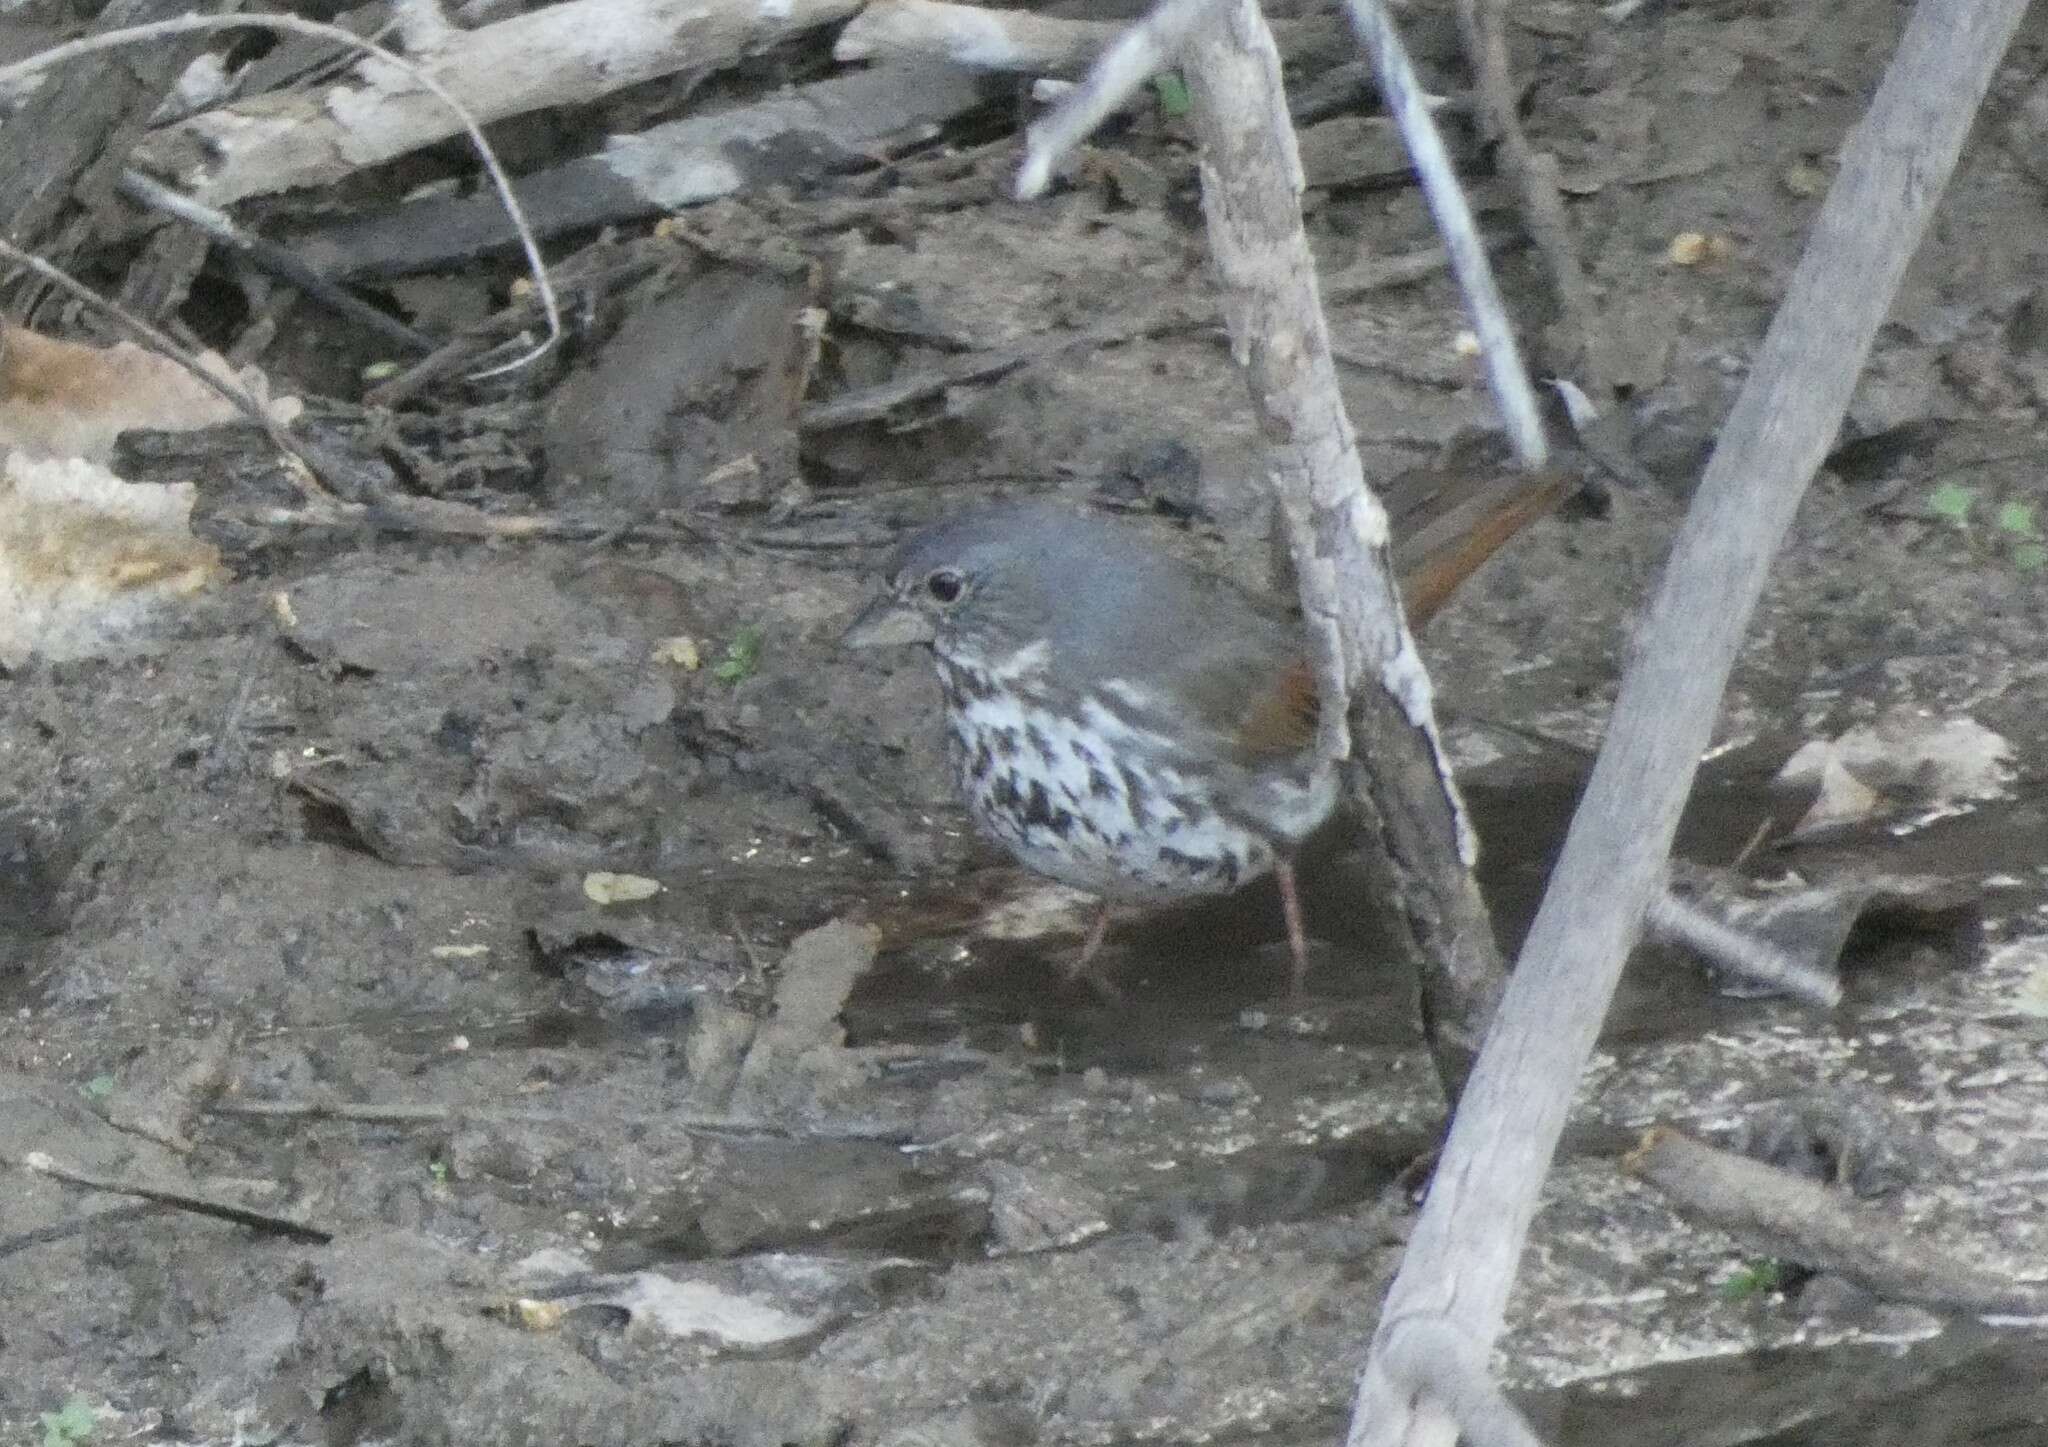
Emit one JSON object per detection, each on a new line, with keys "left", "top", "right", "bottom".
{"left": 843, "top": 473, "right": 1571, "bottom": 995}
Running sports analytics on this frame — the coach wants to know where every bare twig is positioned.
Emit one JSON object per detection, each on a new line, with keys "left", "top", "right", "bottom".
{"left": 1644, "top": 886, "right": 1843, "bottom": 1009}
{"left": 1180, "top": 1, "right": 1508, "bottom": 1097}
{"left": 1341, "top": 0, "right": 1545, "bottom": 468}
{"left": 0, "top": 13, "right": 561, "bottom": 373}
{"left": 117, "top": 170, "right": 438, "bottom": 355}
{"left": 1627, "top": 1129, "right": 2048, "bottom": 1319}
{"left": 0, "top": 239, "right": 336, "bottom": 499}
{"left": 21, "top": 1150, "right": 334, "bottom": 1245}
{"left": 1348, "top": 4, "right": 2028, "bottom": 1444}
{"left": 208, "top": 1096, "right": 909, "bottom": 1142}
{"left": 1015, "top": 0, "right": 1228, "bottom": 199}
{"left": 1449, "top": 0, "right": 1615, "bottom": 408}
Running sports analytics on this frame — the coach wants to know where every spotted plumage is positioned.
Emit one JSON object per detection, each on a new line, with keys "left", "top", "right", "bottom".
{"left": 844, "top": 499, "right": 1334, "bottom": 988}
{"left": 844, "top": 477, "right": 1575, "bottom": 993}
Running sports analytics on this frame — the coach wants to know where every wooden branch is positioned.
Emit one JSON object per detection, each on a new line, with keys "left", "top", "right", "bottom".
{"left": 1180, "top": 2, "right": 1508, "bottom": 1098}
{"left": 1644, "top": 886, "right": 1842, "bottom": 1009}
{"left": 292, "top": 63, "right": 991, "bottom": 280}
{"left": 1, "top": 13, "right": 566, "bottom": 366}
{"left": 1626, "top": 1129, "right": 2048, "bottom": 1319}
{"left": 21, "top": 1149, "right": 334, "bottom": 1245}
{"left": 118, "top": 169, "right": 438, "bottom": 353}
{"left": 1347, "top": 4, "right": 2028, "bottom": 1445}
{"left": 1341, "top": 0, "right": 1544, "bottom": 468}
{"left": 836, "top": 0, "right": 1328, "bottom": 80}
{"left": 133, "top": 0, "right": 865, "bottom": 206}
{"left": 208, "top": 1096, "right": 903, "bottom": 1141}
{"left": 835, "top": 0, "right": 1121, "bottom": 77}
{"left": 1448, "top": 0, "right": 1617, "bottom": 409}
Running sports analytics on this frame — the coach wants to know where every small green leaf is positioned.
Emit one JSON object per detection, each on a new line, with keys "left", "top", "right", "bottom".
{"left": 79, "top": 1074, "right": 116, "bottom": 1101}
{"left": 1152, "top": 71, "right": 1191, "bottom": 118}
{"left": 41, "top": 1396, "right": 97, "bottom": 1447}
{"left": 428, "top": 1159, "right": 450, "bottom": 1185}
{"left": 2014, "top": 541, "right": 2048, "bottom": 573}
{"left": 1720, "top": 1258, "right": 1785, "bottom": 1301}
{"left": 713, "top": 626, "right": 764, "bottom": 685}
{"left": 1995, "top": 499, "right": 2039, "bottom": 537}
{"left": 1925, "top": 482, "right": 1975, "bottom": 525}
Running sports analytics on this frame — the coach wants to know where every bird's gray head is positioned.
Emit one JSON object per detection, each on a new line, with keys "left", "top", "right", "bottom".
{"left": 842, "top": 500, "right": 1164, "bottom": 671}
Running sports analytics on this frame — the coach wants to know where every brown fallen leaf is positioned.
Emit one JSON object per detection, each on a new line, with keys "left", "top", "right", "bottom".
{"left": 0, "top": 454, "right": 220, "bottom": 666}
{"left": 0, "top": 320, "right": 299, "bottom": 463}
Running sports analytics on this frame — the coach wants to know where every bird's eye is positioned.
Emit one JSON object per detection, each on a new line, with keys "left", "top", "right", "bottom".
{"left": 924, "top": 568, "right": 966, "bottom": 605}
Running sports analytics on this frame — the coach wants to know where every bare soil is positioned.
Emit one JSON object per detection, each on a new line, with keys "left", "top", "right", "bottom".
{"left": 7, "top": 2, "right": 2048, "bottom": 1443}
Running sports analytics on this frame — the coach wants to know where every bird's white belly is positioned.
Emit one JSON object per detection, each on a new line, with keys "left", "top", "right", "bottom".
{"left": 944, "top": 684, "right": 1317, "bottom": 902}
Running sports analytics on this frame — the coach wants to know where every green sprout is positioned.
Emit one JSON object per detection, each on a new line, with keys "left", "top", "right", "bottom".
{"left": 1720, "top": 1258, "right": 1786, "bottom": 1301}
{"left": 1152, "top": 71, "right": 1191, "bottom": 118}
{"left": 1995, "top": 499, "right": 2039, "bottom": 538}
{"left": 1925, "top": 482, "right": 1975, "bottom": 526}
{"left": 40, "top": 1396, "right": 97, "bottom": 1447}
{"left": 713, "top": 626, "right": 763, "bottom": 685}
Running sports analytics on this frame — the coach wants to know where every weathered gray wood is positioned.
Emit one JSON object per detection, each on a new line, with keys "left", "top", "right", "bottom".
{"left": 1181, "top": 2, "right": 1509, "bottom": 1099}
{"left": 133, "top": 0, "right": 866, "bottom": 206}
{"left": 291, "top": 64, "right": 991, "bottom": 280}
{"left": 1347, "top": 4, "right": 2029, "bottom": 1445}
{"left": 0, "top": 0, "right": 216, "bottom": 314}
{"left": 835, "top": 0, "right": 1121, "bottom": 76}
{"left": 1629, "top": 1129, "right": 2048, "bottom": 1319}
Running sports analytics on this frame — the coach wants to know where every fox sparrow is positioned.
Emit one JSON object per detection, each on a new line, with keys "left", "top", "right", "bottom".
{"left": 845, "top": 478, "right": 1568, "bottom": 993}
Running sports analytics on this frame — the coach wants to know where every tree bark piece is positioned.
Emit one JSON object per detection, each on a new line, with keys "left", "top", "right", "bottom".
{"left": 0, "top": 0, "right": 219, "bottom": 313}
{"left": 1347, "top": 4, "right": 2028, "bottom": 1445}
{"left": 834, "top": 0, "right": 1121, "bottom": 77}
{"left": 1627, "top": 1129, "right": 2048, "bottom": 1318}
{"left": 1182, "top": 1, "right": 1509, "bottom": 1099}
{"left": 291, "top": 64, "right": 991, "bottom": 280}
{"left": 134, "top": 0, "right": 866, "bottom": 206}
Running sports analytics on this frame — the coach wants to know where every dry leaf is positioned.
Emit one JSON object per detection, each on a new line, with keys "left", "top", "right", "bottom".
{"left": 0, "top": 454, "right": 220, "bottom": 666}
{"left": 584, "top": 871, "right": 663, "bottom": 905}
{"left": 0, "top": 321, "right": 300, "bottom": 464}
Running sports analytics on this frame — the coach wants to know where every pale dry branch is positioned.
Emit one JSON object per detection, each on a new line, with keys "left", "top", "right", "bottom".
{"left": 1179, "top": 0, "right": 1507, "bottom": 1103}
{"left": 1378, "top": 1318, "right": 1544, "bottom": 1447}
{"left": 1644, "top": 886, "right": 1843, "bottom": 1009}
{"left": 1451, "top": 0, "right": 1615, "bottom": 405}
{"left": 1348, "top": 4, "right": 2028, "bottom": 1444}
{"left": 0, "top": 239, "right": 330, "bottom": 497}
{"left": 1015, "top": 0, "right": 1227, "bottom": 199}
{"left": 1341, "top": 0, "right": 1544, "bottom": 468}
{"left": 1627, "top": 1129, "right": 2048, "bottom": 1319}
{"left": 129, "top": 0, "right": 863, "bottom": 208}
{"left": 836, "top": 0, "right": 1120, "bottom": 77}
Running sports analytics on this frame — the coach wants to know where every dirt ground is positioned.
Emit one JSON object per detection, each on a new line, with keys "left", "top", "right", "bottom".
{"left": 7, "top": 1, "right": 2048, "bottom": 1443}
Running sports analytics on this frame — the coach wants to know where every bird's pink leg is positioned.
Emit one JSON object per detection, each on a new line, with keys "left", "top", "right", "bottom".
{"left": 1065, "top": 902, "right": 1123, "bottom": 1000}
{"left": 1276, "top": 860, "right": 1311, "bottom": 997}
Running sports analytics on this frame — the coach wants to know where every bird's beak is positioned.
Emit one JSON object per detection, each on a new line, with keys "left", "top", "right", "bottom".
{"left": 842, "top": 593, "right": 935, "bottom": 649}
